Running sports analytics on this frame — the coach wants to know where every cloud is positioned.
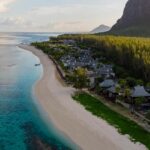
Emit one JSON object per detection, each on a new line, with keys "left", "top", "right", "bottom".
{"left": 0, "top": 16, "right": 51, "bottom": 32}
{"left": 25, "top": 4, "right": 111, "bottom": 32}
{"left": 0, "top": 5, "right": 90, "bottom": 32}
{"left": 0, "top": 17, "right": 30, "bottom": 26}
{"left": 0, "top": 0, "right": 127, "bottom": 32}
{"left": 0, "top": 0, "right": 16, "bottom": 12}
{"left": 51, "top": 21, "right": 88, "bottom": 32}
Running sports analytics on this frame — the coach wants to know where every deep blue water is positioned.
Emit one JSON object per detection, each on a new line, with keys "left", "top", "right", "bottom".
{"left": 0, "top": 33, "right": 77, "bottom": 150}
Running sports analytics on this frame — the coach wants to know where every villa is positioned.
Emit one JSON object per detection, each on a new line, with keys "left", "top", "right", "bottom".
{"left": 63, "top": 40, "right": 76, "bottom": 46}
{"left": 100, "top": 79, "right": 116, "bottom": 89}
{"left": 106, "top": 84, "right": 120, "bottom": 100}
{"left": 96, "top": 64, "right": 115, "bottom": 79}
{"left": 131, "top": 86, "right": 150, "bottom": 98}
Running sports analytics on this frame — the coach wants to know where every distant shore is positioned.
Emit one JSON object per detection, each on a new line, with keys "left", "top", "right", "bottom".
{"left": 19, "top": 44, "right": 147, "bottom": 150}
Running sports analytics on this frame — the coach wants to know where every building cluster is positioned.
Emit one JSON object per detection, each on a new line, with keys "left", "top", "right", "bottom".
{"left": 61, "top": 49, "right": 96, "bottom": 71}
{"left": 99, "top": 79, "right": 150, "bottom": 111}
{"left": 54, "top": 39, "right": 150, "bottom": 112}
{"left": 60, "top": 40, "right": 116, "bottom": 86}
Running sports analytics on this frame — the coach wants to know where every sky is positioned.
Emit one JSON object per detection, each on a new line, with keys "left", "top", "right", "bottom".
{"left": 0, "top": 0, "right": 128, "bottom": 32}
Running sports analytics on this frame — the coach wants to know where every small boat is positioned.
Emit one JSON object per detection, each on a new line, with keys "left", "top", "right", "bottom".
{"left": 35, "top": 64, "right": 41, "bottom": 66}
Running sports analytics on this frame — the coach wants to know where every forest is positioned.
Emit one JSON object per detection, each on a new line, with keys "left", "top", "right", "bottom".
{"left": 58, "top": 35, "right": 150, "bottom": 82}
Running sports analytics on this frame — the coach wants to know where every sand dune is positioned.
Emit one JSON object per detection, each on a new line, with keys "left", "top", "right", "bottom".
{"left": 19, "top": 44, "right": 147, "bottom": 150}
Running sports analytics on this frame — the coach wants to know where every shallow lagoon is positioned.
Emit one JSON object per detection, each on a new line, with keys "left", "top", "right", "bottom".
{"left": 0, "top": 33, "right": 77, "bottom": 150}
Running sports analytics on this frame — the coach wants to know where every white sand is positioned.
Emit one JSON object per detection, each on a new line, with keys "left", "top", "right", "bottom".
{"left": 19, "top": 44, "right": 147, "bottom": 150}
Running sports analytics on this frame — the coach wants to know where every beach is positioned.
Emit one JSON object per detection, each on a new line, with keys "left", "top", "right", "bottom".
{"left": 19, "top": 44, "right": 147, "bottom": 150}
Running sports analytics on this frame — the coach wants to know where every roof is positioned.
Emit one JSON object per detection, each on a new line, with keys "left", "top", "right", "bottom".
{"left": 106, "top": 84, "right": 119, "bottom": 94}
{"left": 100, "top": 79, "right": 115, "bottom": 88}
{"left": 131, "top": 86, "right": 150, "bottom": 98}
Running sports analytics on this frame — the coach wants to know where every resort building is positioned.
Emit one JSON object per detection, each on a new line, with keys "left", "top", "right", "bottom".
{"left": 131, "top": 86, "right": 150, "bottom": 98}
{"left": 100, "top": 79, "right": 116, "bottom": 89}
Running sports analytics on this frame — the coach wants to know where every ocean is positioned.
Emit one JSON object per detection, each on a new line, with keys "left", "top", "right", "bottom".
{"left": 0, "top": 32, "right": 77, "bottom": 150}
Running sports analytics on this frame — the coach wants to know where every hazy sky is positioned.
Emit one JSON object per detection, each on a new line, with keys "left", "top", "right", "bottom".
{"left": 0, "top": 0, "right": 128, "bottom": 32}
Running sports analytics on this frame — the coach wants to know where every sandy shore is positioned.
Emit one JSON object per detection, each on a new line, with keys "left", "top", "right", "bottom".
{"left": 19, "top": 44, "right": 147, "bottom": 150}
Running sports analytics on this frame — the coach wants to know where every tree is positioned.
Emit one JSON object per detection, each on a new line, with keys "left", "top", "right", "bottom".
{"left": 134, "top": 97, "right": 145, "bottom": 108}
{"left": 146, "top": 111, "right": 150, "bottom": 120}
{"left": 95, "top": 77, "right": 103, "bottom": 86}
{"left": 73, "top": 67, "right": 88, "bottom": 89}
{"left": 119, "top": 79, "right": 127, "bottom": 88}
{"left": 126, "top": 77, "right": 136, "bottom": 87}
{"left": 115, "top": 85, "right": 124, "bottom": 101}
{"left": 124, "top": 87, "right": 131, "bottom": 98}
{"left": 136, "top": 80, "right": 144, "bottom": 86}
{"left": 115, "top": 85, "right": 121, "bottom": 94}
{"left": 146, "top": 82, "right": 150, "bottom": 88}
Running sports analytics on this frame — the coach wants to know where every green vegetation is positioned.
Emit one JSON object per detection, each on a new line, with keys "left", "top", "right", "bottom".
{"left": 73, "top": 92, "right": 150, "bottom": 149}
{"left": 31, "top": 41, "right": 71, "bottom": 60}
{"left": 58, "top": 34, "right": 150, "bottom": 82}
{"left": 66, "top": 67, "right": 88, "bottom": 89}
{"left": 31, "top": 41, "right": 73, "bottom": 71}
{"left": 31, "top": 42, "right": 50, "bottom": 54}
{"left": 146, "top": 111, "right": 150, "bottom": 120}
{"left": 73, "top": 67, "right": 88, "bottom": 89}
{"left": 134, "top": 97, "right": 146, "bottom": 108}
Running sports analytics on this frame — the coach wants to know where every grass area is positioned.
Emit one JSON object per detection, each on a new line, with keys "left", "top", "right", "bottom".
{"left": 73, "top": 92, "right": 150, "bottom": 150}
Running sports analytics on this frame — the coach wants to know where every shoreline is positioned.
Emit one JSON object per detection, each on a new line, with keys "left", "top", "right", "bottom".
{"left": 19, "top": 44, "right": 147, "bottom": 150}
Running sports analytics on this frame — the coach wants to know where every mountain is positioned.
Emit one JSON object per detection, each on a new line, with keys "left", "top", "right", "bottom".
{"left": 109, "top": 0, "right": 150, "bottom": 37}
{"left": 91, "top": 25, "right": 110, "bottom": 33}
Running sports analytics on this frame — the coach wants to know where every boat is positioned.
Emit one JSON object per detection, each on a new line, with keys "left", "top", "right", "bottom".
{"left": 35, "top": 64, "right": 41, "bottom": 66}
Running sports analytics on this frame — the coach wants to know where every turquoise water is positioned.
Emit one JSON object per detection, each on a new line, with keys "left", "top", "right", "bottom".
{"left": 0, "top": 33, "right": 78, "bottom": 150}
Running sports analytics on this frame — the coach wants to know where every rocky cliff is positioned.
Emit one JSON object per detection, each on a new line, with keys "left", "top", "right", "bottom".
{"left": 110, "top": 0, "right": 150, "bottom": 36}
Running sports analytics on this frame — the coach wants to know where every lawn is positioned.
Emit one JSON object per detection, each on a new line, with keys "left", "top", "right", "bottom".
{"left": 73, "top": 92, "right": 150, "bottom": 150}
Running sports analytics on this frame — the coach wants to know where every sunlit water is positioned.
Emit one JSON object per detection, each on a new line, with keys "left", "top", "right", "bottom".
{"left": 0, "top": 33, "right": 78, "bottom": 150}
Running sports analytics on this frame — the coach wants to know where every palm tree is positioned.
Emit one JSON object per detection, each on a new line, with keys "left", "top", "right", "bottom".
{"left": 119, "top": 79, "right": 127, "bottom": 89}
{"left": 124, "top": 87, "right": 131, "bottom": 98}
{"left": 134, "top": 97, "right": 145, "bottom": 110}
{"left": 115, "top": 85, "right": 121, "bottom": 94}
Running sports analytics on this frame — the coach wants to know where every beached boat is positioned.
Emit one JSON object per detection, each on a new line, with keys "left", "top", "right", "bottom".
{"left": 35, "top": 63, "right": 41, "bottom": 66}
